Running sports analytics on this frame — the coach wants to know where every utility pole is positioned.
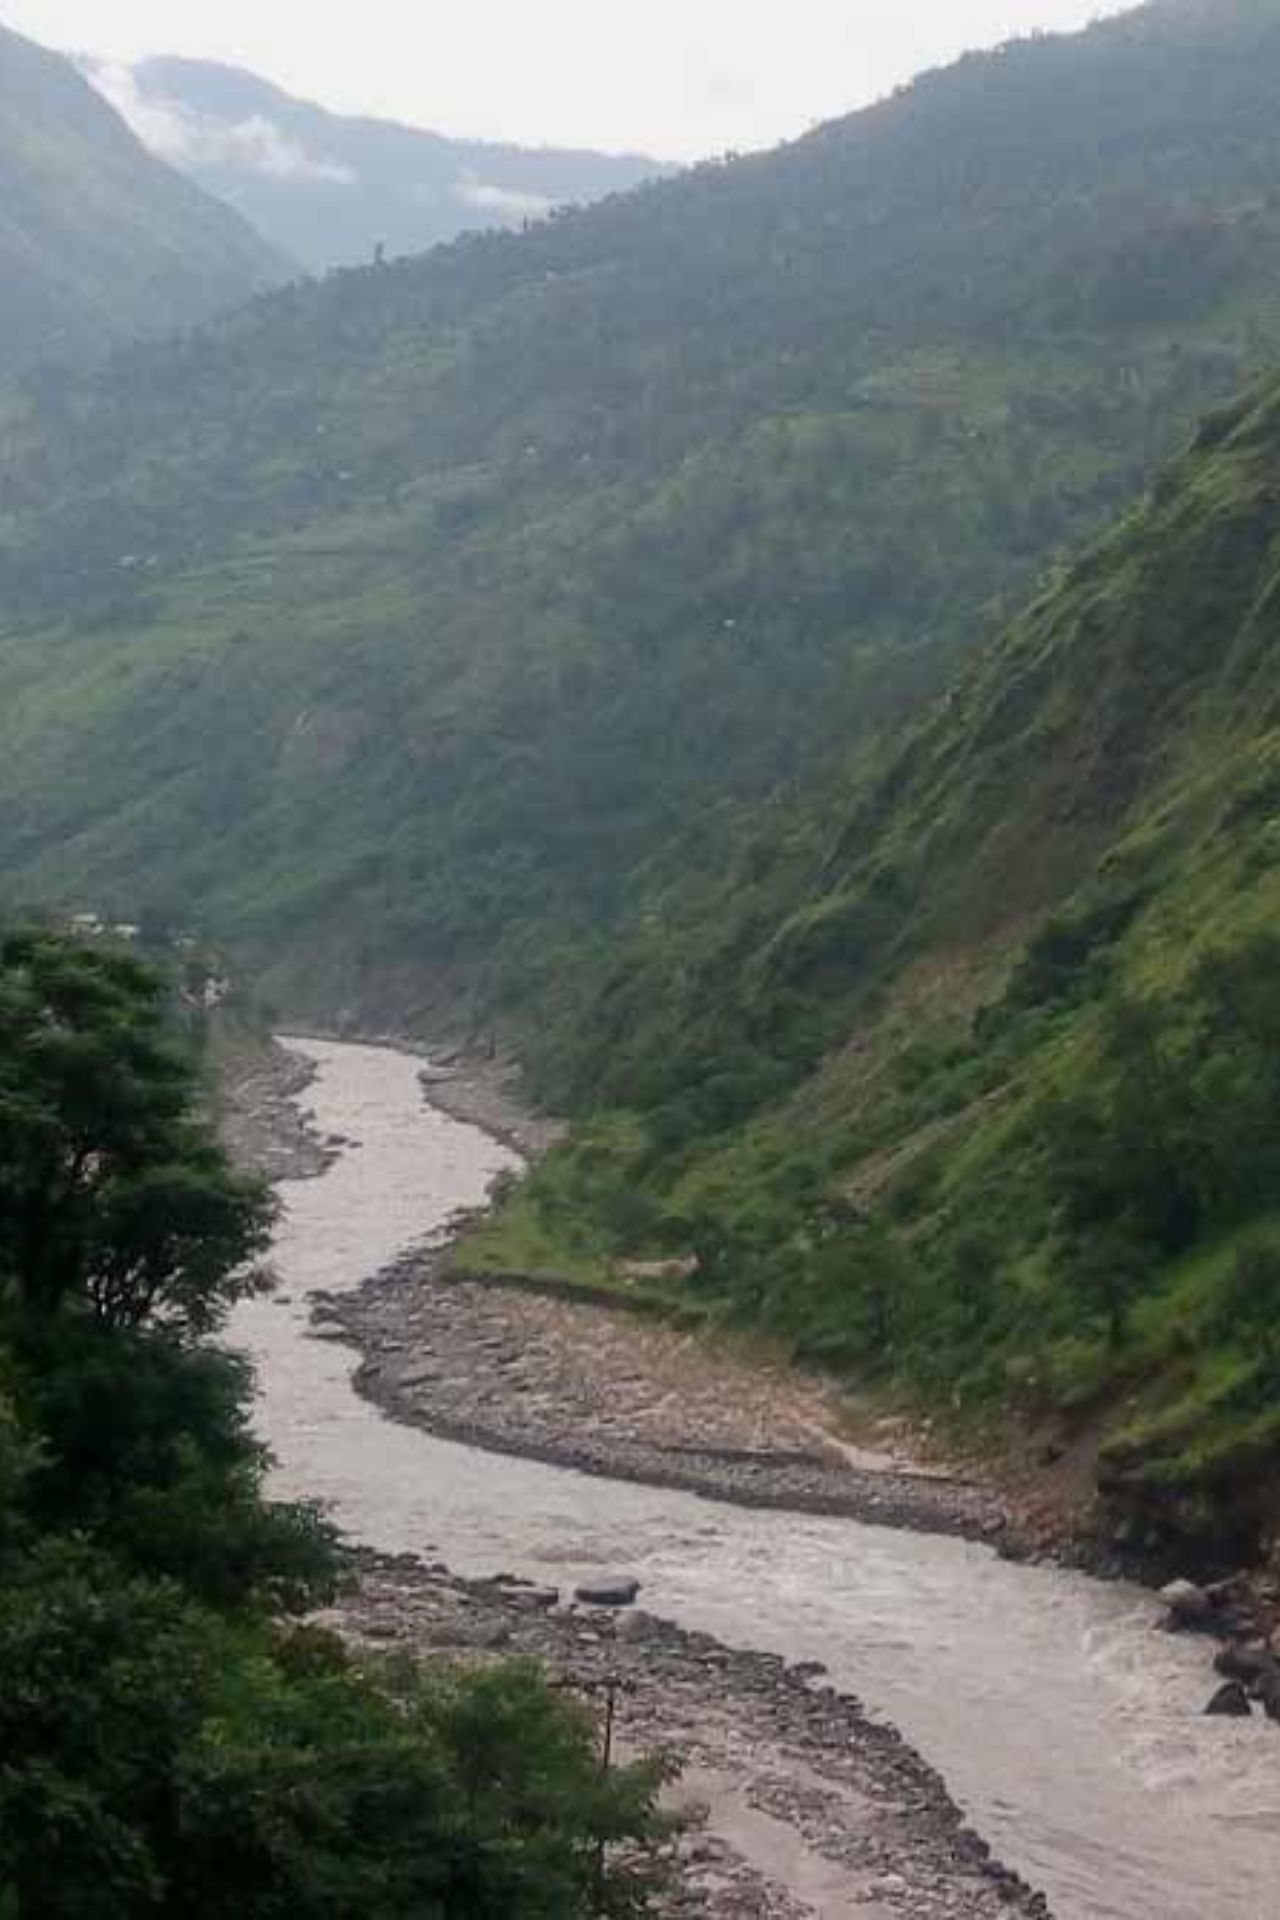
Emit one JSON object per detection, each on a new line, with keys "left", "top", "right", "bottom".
{"left": 553, "top": 1670, "right": 635, "bottom": 1915}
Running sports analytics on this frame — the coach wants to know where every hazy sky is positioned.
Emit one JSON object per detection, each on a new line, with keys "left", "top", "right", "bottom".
{"left": 6, "top": 0, "right": 1136, "bottom": 158}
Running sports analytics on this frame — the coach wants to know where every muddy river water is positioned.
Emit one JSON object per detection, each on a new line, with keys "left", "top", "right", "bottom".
{"left": 229, "top": 1037, "right": 1280, "bottom": 1920}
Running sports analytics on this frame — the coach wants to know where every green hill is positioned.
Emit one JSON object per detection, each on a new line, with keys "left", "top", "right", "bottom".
{"left": 490, "top": 370, "right": 1280, "bottom": 1566}
{"left": 5, "top": 0, "right": 1280, "bottom": 1033}
{"left": 0, "top": 22, "right": 288, "bottom": 376}
{"left": 7, "top": 1, "right": 1280, "bottom": 1554}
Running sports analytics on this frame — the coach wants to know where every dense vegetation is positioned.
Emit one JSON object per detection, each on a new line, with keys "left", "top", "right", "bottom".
{"left": 10, "top": 0, "right": 1280, "bottom": 1559}
{"left": 0, "top": 24, "right": 286, "bottom": 378}
{"left": 0, "top": 933, "right": 667, "bottom": 1917}
{"left": 105, "top": 56, "right": 673, "bottom": 274}
{"left": 468, "top": 367, "right": 1280, "bottom": 1564}
{"left": 6, "top": 2, "right": 1280, "bottom": 1031}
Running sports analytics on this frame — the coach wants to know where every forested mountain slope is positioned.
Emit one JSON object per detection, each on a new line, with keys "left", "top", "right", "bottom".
{"left": 501, "top": 369, "right": 1280, "bottom": 1562}
{"left": 0, "top": 23, "right": 288, "bottom": 376}
{"left": 86, "top": 55, "right": 674, "bottom": 273}
{"left": 4, "top": 0, "right": 1280, "bottom": 1022}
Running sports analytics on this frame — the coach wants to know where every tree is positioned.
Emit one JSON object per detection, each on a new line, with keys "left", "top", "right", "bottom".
{"left": 8, "top": 1320, "right": 335, "bottom": 1614}
{"left": 0, "top": 933, "right": 271, "bottom": 1335}
{"left": 0, "top": 935, "right": 673, "bottom": 1916}
{"left": 0, "top": 1544, "right": 670, "bottom": 1920}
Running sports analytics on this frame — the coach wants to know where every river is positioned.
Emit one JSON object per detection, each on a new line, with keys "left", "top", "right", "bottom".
{"left": 229, "top": 1036, "right": 1280, "bottom": 1920}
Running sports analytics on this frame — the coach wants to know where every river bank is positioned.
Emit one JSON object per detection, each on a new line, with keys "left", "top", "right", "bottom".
{"left": 328, "top": 1549, "right": 1047, "bottom": 1920}
{"left": 214, "top": 1031, "right": 334, "bottom": 1180}
{"left": 321, "top": 1245, "right": 1009, "bottom": 1544}
{"left": 230, "top": 1033, "right": 1012, "bottom": 1539}
{"left": 408, "top": 1049, "right": 1280, "bottom": 1609}
{"left": 232, "top": 1029, "right": 1280, "bottom": 1657}
{"left": 222, "top": 1032, "right": 1280, "bottom": 1918}
{"left": 266, "top": 1032, "right": 1008, "bottom": 1543}
{"left": 334, "top": 1044, "right": 1280, "bottom": 1727}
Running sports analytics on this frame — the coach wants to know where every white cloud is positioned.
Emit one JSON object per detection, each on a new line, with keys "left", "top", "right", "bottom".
{"left": 86, "top": 59, "right": 357, "bottom": 185}
{"left": 455, "top": 179, "right": 554, "bottom": 221}
{"left": 27, "top": 2, "right": 1140, "bottom": 162}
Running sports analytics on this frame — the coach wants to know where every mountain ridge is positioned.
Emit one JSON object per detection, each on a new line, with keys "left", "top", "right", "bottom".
{"left": 0, "top": 21, "right": 289, "bottom": 375}
{"left": 85, "top": 54, "right": 677, "bottom": 273}
{"left": 6, "top": 0, "right": 1280, "bottom": 1000}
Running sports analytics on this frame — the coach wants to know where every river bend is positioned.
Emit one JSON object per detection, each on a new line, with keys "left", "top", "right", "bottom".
{"left": 229, "top": 1037, "right": 1280, "bottom": 1920}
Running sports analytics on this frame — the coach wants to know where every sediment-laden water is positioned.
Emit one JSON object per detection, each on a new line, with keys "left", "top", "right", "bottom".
{"left": 229, "top": 1037, "right": 1280, "bottom": 1920}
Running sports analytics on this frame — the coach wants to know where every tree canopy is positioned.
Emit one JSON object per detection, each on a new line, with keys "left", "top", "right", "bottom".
{"left": 0, "top": 935, "right": 669, "bottom": 1915}
{"left": 0, "top": 932, "right": 270, "bottom": 1333}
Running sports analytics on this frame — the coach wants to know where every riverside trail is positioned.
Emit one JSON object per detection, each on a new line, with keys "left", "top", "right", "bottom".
{"left": 227, "top": 1036, "right": 1280, "bottom": 1920}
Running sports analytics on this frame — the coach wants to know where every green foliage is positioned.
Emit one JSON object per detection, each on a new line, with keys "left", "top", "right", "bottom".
{"left": 0, "top": 932, "right": 272, "bottom": 1334}
{"left": 0, "top": 940, "right": 670, "bottom": 1915}
{"left": 464, "top": 347, "right": 1280, "bottom": 1557}
{"left": 166, "top": 1653, "right": 667, "bottom": 1920}
{"left": 0, "top": 1545, "right": 666, "bottom": 1920}
{"left": 14, "top": 1, "right": 1280, "bottom": 1564}
{"left": 1215, "top": 1238, "right": 1280, "bottom": 1377}
{"left": 7, "top": 1318, "right": 333, "bottom": 1614}
{"left": 6, "top": 2, "right": 1280, "bottom": 1037}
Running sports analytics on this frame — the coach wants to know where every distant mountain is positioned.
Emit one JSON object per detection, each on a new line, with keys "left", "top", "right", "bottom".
{"left": 0, "top": 23, "right": 288, "bottom": 377}
{"left": 83, "top": 56, "right": 677, "bottom": 273}
{"left": 6, "top": 0, "right": 1280, "bottom": 1037}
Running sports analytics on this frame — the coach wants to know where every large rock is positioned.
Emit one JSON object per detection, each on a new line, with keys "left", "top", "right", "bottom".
{"left": 574, "top": 1577, "right": 642, "bottom": 1608}
{"left": 1253, "top": 1668, "right": 1280, "bottom": 1723}
{"left": 1214, "top": 1643, "right": 1276, "bottom": 1686}
{"left": 511, "top": 1586, "right": 560, "bottom": 1611}
{"left": 1159, "top": 1578, "right": 1213, "bottom": 1625}
{"left": 1205, "top": 1682, "right": 1252, "bottom": 1718}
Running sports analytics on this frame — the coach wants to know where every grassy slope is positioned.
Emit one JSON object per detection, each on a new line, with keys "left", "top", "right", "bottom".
{"left": 492, "top": 374, "right": 1280, "bottom": 1562}
{"left": 0, "top": 24, "right": 287, "bottom": 376}
{"left": 6, "top": 4, "right": 1280, "bottom": 1025}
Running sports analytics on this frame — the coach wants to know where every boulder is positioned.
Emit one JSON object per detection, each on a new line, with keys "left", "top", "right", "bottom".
{"left": 614, "top": 1609, "right": 656, "bottom": 1642}
{"left": 574, "top": 1577, "right": 642, "bottom": 1608}
{"left": 1159, "top": 1578, "right": 1213, "bottom": 1625}
{"left": 1214, "top": 1643, "right": 1276, "bottom": 1686}
{"left": 1253, "top": 1668, "right": 1280, "bottom": 1723}
{"left": 1205, "top": 1682, "right": 1252, "bottom": 1718}
{"left": 511, "top": 1586, "right": 560, "bottom": 1611}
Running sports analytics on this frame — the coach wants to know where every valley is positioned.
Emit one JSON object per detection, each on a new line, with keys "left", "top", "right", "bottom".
{"left": 8, "top": 3, "right": 1280, "bottom": 1909}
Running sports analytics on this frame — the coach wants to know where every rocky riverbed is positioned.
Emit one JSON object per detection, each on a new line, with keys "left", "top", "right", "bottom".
{"left": 320, "top": 1239, "right": 1280, "bottom": 1731}
{"left": 319, "top": 1248, "right": 1009, "bottom": 1544}
{"left": 217, "top": 1035, "right": 334, "bottom": 1180}
{"left": 327, "top": 1548, "right": 1047, "bottom": 1920}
